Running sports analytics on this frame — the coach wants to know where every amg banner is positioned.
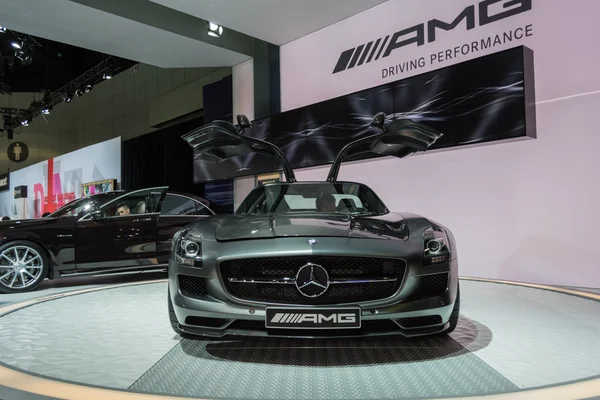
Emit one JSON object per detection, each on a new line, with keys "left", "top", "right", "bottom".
{"left": 332, "top": 0, "right": 533, "bottom": 79}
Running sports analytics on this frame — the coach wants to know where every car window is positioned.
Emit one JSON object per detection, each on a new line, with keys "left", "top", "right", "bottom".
{"left": 51, "top": 198, "right": 94, "bottom": 218}
{"left": 161, "top": 195, "right": 198, "bottom": 216}
{"left": 236, "top": 182, "right": 387, "bottom": 215}
{"left": 194, "top": 201, "right": 213, "bottom": 216}
{"left": 100, "top": 189, "right": 164, "bottom": 218}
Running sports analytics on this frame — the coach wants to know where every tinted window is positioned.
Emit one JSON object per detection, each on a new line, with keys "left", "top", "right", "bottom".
{"left": 49, "top": 193, "right": 120, "bottom": 218}
{"left": 161, "top": 195, "right": 200, "bottom": 216}
{"left": 100, "top": 189, "right": 164, "bottom": 218}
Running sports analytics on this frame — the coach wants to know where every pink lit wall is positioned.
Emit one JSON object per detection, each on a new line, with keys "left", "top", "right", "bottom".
{"left": 280, "top": 0, "right": 600, "bottom": 287}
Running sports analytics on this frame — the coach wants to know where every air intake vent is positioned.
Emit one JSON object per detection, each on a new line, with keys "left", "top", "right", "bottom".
{"left": 396, "top": 315, "right": 443, "bottom": 328}
{"left": 179, "top": 275, "right": 208, "bottom": 297}
{"left": 412, "top": 273, "right": 449, "bottom": 298}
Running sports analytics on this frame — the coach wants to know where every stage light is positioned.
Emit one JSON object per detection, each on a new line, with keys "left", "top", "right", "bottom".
{"left": 84, "top": 84, "right": 92, "bottom": 93}
{"left": 42, "top": 108, "right": 50, "bottom": 115}
{"left": 103, "top": 73, "right": 112, "bottom": 80}
{"left": 21, "top": 120, "right": 29, "bottom": 126}
{"left": 11, "top": 41, "right": 22, "bottom": 49}
{"left": 75, "top": 88, "right": 83, "bottom": 97}
{"left": 0, "top": 27, "right": 7, "bottom": 33}
{"left": 64, "top": 94, "right": 72, "bottom": 103}
{"left": 207, "top": 22, "right": 223, "bottom": 38}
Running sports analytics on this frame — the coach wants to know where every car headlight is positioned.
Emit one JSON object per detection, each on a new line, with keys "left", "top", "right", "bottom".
{"left": 173, "top": 228, "right": 203, "bottom": 266}
{"left": 423, "top": 226, "right": 450, "bottom": 265}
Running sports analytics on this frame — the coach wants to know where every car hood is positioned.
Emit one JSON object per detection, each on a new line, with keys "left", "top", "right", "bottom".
{"left": 215, "top": 213, "right": 409, "bottom": 241}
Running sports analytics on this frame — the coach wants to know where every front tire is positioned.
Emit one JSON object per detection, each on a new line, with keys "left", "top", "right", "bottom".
{"left": 0, "top": 241, "right": 49, "bottom": 294}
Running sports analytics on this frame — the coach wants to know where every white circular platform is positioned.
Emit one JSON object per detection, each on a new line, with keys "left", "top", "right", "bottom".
{"left": 1, "top": 278, "right": 600, "bottom": 399}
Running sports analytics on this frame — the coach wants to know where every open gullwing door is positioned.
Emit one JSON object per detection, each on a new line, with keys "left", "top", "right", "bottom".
{"left": 326, "top": 112, "right": 444, "bottom": 182}
{"left": 181, "top": 115, "right": 297, "bottom": 182}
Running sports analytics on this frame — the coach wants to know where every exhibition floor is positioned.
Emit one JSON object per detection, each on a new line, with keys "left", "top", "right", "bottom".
{"left": 1, "top": 278, "right": 600, "bottom": 400}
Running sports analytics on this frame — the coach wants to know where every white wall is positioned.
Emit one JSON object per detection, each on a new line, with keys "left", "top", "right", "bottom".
{"left": 280, "top": 0, "right": 600, "bottom": 287}
{"left": 0, "top": 64, "right": 232, "bottom": 173}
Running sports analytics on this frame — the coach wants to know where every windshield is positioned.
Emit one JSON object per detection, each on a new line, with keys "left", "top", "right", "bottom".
{"left": 236, "top": 182, "right": 388, "bottom": 216}
{"left": 47, "top": 193, "right": 120, "bottom": 218}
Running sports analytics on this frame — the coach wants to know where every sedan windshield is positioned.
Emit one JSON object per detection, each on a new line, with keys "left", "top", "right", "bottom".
{"left": 48, "top": 192, "right": 121, "bottom": 218}
{"left": 236, "top": 182, "right": 389, "bottom": 215}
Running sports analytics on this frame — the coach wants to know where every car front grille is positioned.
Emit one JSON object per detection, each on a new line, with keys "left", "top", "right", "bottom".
{"left": 220, "top": 256, "right": 406, "bottom": 305}
{"left": 179, "top": 275, "right": 208, "bottom": 297}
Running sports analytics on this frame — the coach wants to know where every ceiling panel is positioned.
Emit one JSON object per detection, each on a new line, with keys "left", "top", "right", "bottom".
{"left": 148, "top": 0, "right": 389, "bottom": 45}
{"left": 0, "top": 0, "right": 250, "bottom": 68}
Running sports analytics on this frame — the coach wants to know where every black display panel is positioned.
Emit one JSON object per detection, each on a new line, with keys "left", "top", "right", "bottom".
{"left": 204, "top": 179, "right": 234, "bottom": 213}
{"left": 193, "top": 46, "right": 535, "bottom": 182}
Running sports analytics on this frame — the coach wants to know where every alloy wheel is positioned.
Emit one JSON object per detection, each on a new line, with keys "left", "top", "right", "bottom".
{"left": 0, "top": 245, "right": 44, "bottom": 290}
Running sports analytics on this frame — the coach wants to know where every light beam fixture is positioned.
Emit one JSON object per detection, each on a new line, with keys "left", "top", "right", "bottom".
{"left": 207, "top": 22, "right": 223, "bottom": 38}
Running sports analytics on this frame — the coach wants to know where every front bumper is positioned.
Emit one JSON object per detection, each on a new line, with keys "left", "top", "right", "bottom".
{"left": 169, "top": 238, "right": 458, "bottom": 338}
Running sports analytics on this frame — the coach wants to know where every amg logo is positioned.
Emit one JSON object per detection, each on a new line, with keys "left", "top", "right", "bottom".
{"left": 332, "top": 0, "right": 532, "bottom": 74}
{"left": 271, "top": 313, "right": 357, "bottom": 324}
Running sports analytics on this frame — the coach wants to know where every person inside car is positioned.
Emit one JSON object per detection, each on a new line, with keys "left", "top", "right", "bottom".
{"left": 116, "top": 203, "right": 131, "bottom": 216}
{"left": 315, "top": 193, "right": 336, "bottom": 212}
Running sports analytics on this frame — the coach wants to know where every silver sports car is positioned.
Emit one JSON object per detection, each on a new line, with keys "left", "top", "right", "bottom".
{"left": 168, "top": 113, "right": 459, "bottom": 338}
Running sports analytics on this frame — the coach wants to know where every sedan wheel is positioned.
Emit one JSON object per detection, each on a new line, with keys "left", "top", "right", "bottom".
{"left": 0, "top": 242, "right": 48, "bottom": 293}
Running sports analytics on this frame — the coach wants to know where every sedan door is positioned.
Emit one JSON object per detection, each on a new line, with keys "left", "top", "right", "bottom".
{"left": 155, "top": 194, "right": 214, "bottom": 263}
{"left": 74, "top": 187, "right": 167, "bottom": 270}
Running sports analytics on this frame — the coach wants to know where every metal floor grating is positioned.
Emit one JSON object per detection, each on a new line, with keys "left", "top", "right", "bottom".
{"left": 129, "top": 317, "right": 517, "bottom": 399}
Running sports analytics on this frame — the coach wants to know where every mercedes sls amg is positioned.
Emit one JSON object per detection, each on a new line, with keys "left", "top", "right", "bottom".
{"left": 168, "top": 112, "right": 459, "bottom": 338}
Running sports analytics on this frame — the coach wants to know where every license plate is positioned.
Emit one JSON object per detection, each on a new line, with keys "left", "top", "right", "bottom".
{"left": 265, "top": 307, "right": 361, "bottom": 329}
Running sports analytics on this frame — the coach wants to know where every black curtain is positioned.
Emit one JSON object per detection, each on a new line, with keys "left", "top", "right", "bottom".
{"left": 121, "top": 116, "right": 205, "bottom": 197}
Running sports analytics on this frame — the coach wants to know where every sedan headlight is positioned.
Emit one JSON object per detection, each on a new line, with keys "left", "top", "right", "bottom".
{"left": 423, "top": 226, "right": 450, "bottom": 265}
{"left": 173, "top": 228, "right": 203, "bottom": 266}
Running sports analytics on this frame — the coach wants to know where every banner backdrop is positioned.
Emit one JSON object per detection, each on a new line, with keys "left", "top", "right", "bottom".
{"left": 279, "top": 0, "right": 600, "bottom": 287}
{"left": 0, "top": 137, "right": 121, "bottom": 220}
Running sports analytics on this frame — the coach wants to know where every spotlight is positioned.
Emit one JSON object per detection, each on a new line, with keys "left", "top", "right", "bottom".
{"left": 0, "top": 27, "right": 6, "bottom": 33}
{"left": 42, "top": 108, "right": 50, "bottom": 115}
{"left": 103, "top": 72, "right": 112, "bottom": 80}
{"left": 64, "top": 96, "right": 71, "bottom": 103}
{"left": 207, "top": 22, "right": 223, "bottom": 38}
{"left": 11, "top": 41, "right": 23, "bottom": 49}
{"left": 75, "top": 88, "right": 83, "bottom": 97}
{"left": 21, "top": 120, "right": 29, "bottom": 126}
{"left": 84, "top": 84, "right": 92, "bottom": 93}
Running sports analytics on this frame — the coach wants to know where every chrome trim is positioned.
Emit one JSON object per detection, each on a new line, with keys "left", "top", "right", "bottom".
{"left": 228, "top": 277, "right": 295, "bottom": 284}
{"left": 228, "top": 276, "right": 398, "bottom": 284}
{"left": 60, "top": 264, "right": 168, "bottom": 277}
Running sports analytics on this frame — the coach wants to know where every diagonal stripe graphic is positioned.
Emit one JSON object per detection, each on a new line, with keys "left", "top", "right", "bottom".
{"left": 357, "top": 41, "right": 373, "bottom": 66}
{"left": 347, "top": 44, "right": 365, "bottom": 69}
{"left": 367, "top": 38, "right": 382, "bottom": 63}
{"left": 332, "top": 48, "right": 356, "bottom": 74}
{"left": 375, "top": 35, "right": 390, "bottom": 60}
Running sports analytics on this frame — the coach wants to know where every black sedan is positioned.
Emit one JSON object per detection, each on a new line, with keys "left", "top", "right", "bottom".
{"left": 0, "top": 187, "right": 226, "bottom": 293}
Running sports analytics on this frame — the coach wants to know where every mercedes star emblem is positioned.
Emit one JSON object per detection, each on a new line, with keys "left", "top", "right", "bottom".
{"left": 295, "top": 263, "right": 329, "bottom": 297}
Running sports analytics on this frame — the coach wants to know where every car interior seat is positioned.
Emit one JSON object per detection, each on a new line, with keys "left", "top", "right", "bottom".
{"left": 336, "top": 198, "right": 357, "bottom": 212}
{"left": 133, "top": 200, "right": 147, "bottom": 214}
